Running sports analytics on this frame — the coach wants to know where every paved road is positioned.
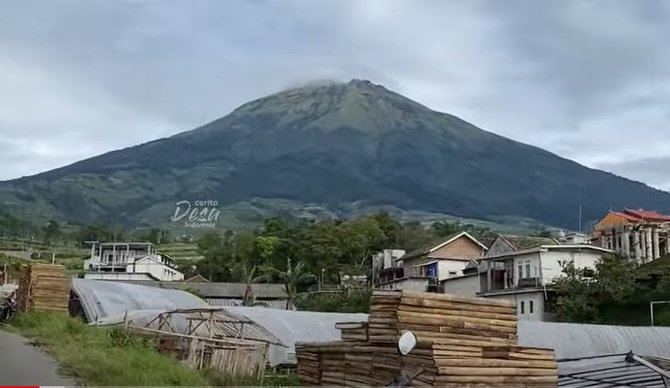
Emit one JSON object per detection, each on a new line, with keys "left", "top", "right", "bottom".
{"left": 0, "top": 329, "right": 76, "bottom": 386}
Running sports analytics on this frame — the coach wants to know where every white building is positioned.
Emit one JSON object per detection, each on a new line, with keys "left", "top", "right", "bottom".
{"left": 477, "top": 244, "right": 612, "bottom": 322}
{"left": 83, "top": 242, "right": 184, "bottom": 282}
{"left": 375, "top": 232, "right": 487, "bottom": 292}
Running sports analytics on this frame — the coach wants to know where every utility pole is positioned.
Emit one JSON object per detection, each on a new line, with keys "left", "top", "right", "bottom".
{"left": 579, "top": 204, "right": 582, "bottom": 234}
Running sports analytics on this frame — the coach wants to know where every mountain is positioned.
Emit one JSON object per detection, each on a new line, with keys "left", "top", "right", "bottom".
{"left": 1, "top": 79, "right": 669, "bottom": 230}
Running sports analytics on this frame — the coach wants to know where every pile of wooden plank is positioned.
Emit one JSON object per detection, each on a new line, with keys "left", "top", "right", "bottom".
{"left": 295, "top": 290, "right": 558, "bottom": 387}
{"left": 295, "top": 342, "right": 322, "bottom": 385}
{"left": 370, "top": 290, "right": 518, "bottom": 346}
{"left": 336, "top": 321, "right": 368, "bottom": 342}
{"left": 16, "top": 264, "right": 70, "bottom": 312}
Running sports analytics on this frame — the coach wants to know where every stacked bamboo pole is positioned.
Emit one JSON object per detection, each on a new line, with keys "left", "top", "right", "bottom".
{"left": 295, "top": 290, "right": 558, "bottom": 387}
{"left": 16, "top": 263, "right": 70, "bottom": 312}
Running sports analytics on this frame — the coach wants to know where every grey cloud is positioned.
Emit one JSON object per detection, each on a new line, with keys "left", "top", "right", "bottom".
{"left": 598, "top": 157, "right": 670, "bottom": 192}
{"left": 0, "top": 0, "right": 668, "bottom": 193}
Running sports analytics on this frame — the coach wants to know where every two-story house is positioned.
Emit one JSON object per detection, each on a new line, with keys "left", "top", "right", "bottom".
{"left": 376, "top": 232, "right": 487, "bottom": 292}
{"left": 372, "top": 249, "right": 406, "bottom": 287}
{"left": 83, "top": 242, "right": 184, "bottom": 281}
{"left": 478, "top": 243, "right": 612, "bottom": 321}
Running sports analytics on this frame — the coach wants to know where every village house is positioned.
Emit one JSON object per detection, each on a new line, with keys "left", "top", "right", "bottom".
{"left": 485, "top": 234, "right": 560, "bottom": 257}
{"left": 374, "top": 232, "right": 487, "bottom": 292}
{"left": 371, "top": 249, "right": 406, "bottom": 287}
{"left": 478, "top": 243, "right": 612, "bottom": 321}
{"left": 593, "top": 208, "right": 670, "bottom": 262}
{"left": 83, "top": 242, "right": 184, "bottom": 282}
{"left": 439, "top": 234, "right": 559, "bottom": 297}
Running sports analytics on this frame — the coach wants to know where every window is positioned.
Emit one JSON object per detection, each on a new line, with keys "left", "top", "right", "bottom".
{"left": 530, "top": 300, "right": 534, "bottom": 314}
{"left": 518, "top": 263, "right": 523, "bottom": 280}
{"left": 525, "top": 260, "right": 531, "bottom": 278}
{"left": 520, "top": 301, "right": 525, "bottom": 314}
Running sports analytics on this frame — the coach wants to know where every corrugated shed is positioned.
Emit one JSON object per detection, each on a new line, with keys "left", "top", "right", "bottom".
{"left": 122, "top": 280, "right": 288, "bottom": 298}
{"left": 519, "top": 321, "right": 670, "bottom": 359}
{"left": 222, "top": 306, "right": 368, "bottom": 366}
{"left": 557, "top": 353, "right": 668, "bottom": 388}
{"left": 71, "top": 278, "right": 210, "bottom": 323}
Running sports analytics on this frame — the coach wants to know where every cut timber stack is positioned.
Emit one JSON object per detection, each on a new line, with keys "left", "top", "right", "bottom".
{"left": 295, "top": 290, "right": 558, "bottom": 387}
{"left": 367, "top": 290, "right": 401, "bottom": 343}
{"left": 16, "top": 264, "right": 70, "bottom": 312}
{"left": 335, "top": 321, "right": 368, "bottom": 342}
{"left": 370, "top": 290, "right": 518, "bottom": 346}
{"left": 295, "top": 343, "right": 321, "bottom": 385}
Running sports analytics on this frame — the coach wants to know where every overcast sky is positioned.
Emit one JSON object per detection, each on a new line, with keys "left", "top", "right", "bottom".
{"left": 1, "top": 0, "right": 669, "bottom": 191}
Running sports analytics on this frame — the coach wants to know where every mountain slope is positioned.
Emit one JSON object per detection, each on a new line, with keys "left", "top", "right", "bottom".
{"left": 1, "top": 79, "right": 669, "bottom": 229}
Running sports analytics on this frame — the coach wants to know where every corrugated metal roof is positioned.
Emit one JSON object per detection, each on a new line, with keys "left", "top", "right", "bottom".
{"left": 222, "top": 307, "right": 367, "bottom": 349}
{"left": 121, "top": 280, "right": 288, "bottom": 298}
{"left": 72, "top": 278, "right": 209, "bottom": 323}
{"left": 206, "top": 298, "right": 295, "bottom": 310}
{"left": 518, "top": 321, "right": 670, "bottom": 359}
{"left": 212, "top": 310, "right": 285, "bottom": 345}
{"left": 557, "top": 353, "right": 668, "bottom": 388}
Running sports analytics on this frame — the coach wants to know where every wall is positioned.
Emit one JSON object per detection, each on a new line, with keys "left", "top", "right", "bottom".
{"left": 83, "top": 272, "right": 156, "bottom": 281}
{"left": 430, "top": 235, "right": 485, "bottom": 259}
{"left": 540, "top": 250, "right": 603, "bottom": 285}
{"left": 437, "top": 260, "right": 469, "bottom": 280}
{"left": 512, "top": 252, "right": 542, "bottom": 286}
{"left": 377, "top": 277, "right": 428, "bottom": 292}
{"left": 485, "top": 291, "right": 545, "bottom": 321}
{"left": 593, "top": 212, "right": 631, "bottom": 236}
{"left": 134, "top": 259, "right": 184, "bottom": 281}
{"left": 442, "top": 274, "right": 479, "bottom": 296}
{"left": 485, "top": 237, "right": 515, "bottom": 257}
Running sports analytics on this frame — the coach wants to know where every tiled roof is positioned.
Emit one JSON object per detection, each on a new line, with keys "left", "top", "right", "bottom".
{"left": 624, "top": 208, "right": 670, "bottom": 222}
{"left": 400, "top": 231, "right": 486, "bottom": 260}
{"left": 499, "top": 234, "right": 559, "bottom": 250}
{"left": 400, "top": 232, "right": 463, "bottom": 260}
{"left": 610, "top": 211, "right": 643, "bottom": 222}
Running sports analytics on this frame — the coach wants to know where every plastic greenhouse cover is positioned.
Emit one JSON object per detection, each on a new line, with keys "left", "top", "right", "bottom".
{"left": 72, "top": 278, "right": 210, "bottom": 323}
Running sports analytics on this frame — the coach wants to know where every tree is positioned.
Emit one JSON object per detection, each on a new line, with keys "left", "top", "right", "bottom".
{"left": 370, "top": 211, "right": 402, "bottom": 247}
{"left": 256, "top": 236, "right": 278, "bottom": 265}
{"left": 233, "top": 263, "right": 268, "bottom": 306}
{"left": 554, "top": 253, "right": 641, "bottom": 324}
{"left": 43, "top": 219, "right": 61, "bottom": 242}
{"left": 432, "top": 220, "right": 458, "bottom": 237}
{"left": 264, "top": 258, "right": 317, "bottom": 309}
{"left": 554, "top": 260, "right": 599, "bottom": 322}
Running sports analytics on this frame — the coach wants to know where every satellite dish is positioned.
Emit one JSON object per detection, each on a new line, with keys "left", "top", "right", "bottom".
{"left": 397, "top": 331, "right": 417, "bottom": 355}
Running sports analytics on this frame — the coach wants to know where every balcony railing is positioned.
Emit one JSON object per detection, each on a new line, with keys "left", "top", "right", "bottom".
{"left": 518, "top": 277, "right": 541, "bottom": 288}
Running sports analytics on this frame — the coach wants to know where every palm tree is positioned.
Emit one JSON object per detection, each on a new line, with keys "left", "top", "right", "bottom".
{"left": 234, "top": 263, "right": 268, "bottom": 307}
{"left": 265, "top": 258, "right": 316, "bottom": 310}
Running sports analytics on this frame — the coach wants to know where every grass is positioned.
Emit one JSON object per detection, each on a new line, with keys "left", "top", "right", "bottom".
{"left": 11, "top": 311, "right": 210, "bottom": 386}
{"left": 10, "top": 311, "right": 301, "bottom": 386}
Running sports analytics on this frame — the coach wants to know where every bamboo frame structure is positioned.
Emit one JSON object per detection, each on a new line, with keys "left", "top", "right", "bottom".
{"left": 124, "top": 308, "right": 271, "bottom": 380}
